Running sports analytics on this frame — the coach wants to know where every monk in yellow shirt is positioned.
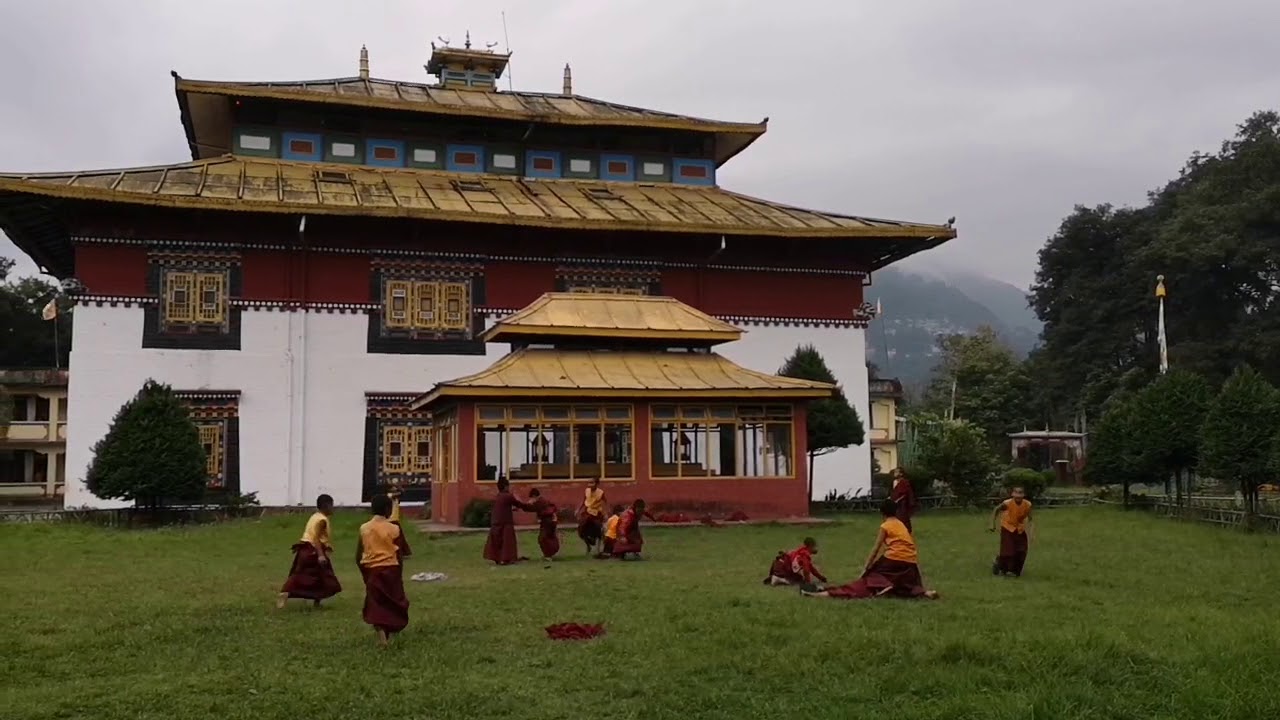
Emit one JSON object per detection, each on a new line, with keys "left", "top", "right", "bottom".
{"left": 276, "top": 493, "right": 342, "bottom": 609}
{"left": 576, "top": 479, "right": 608, "bottom": 554}
{"left": 804, "top": 499, "right": 939, "bottom": 600}
{"left": 596, "top": 505, "right": 623, "bottom": 558}
{"left": 356, "top": 494, "right": 412, "bottom": 647}
{"left": 990, "top": 486, "right": 1033, "bottom": 577}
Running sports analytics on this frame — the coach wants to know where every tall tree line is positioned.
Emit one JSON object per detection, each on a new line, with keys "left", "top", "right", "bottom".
{"left": 0, "top": 257, "right": 70, "bottom": 369}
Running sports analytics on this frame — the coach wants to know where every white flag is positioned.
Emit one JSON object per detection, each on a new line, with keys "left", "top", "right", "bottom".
{"left": 41, "top": 299, "right": 57, "bottom": 321}
{"left": 1157, "top": 297, "right": 1168, "bottom": 374}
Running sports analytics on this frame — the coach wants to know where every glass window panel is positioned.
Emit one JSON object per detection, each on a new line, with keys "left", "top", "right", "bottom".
{"left": 574, "top": 406, "right": 601, "bottom": 420}
{"left": 679, "top": 406, "right": 708, "bottom": 419}
{"left": 603, "top": 423, "right": 633, "bottom": 478}
{"left": 651, "top": 406, "right": 677, "bottom": 420}
{"left": 478, "top": 406, "right": 507, "bottom": 421}
{"left": 766, "top": 423, "right": 793, "bottom": 477}
{"left": 542, "top": 406, "right": 571, "bottom": 420}
{"left": 650, "top": 423, "right": 678, "bottom": 477}
{"left": 605, "top": 406, "right": 631, "bottom": 420}
{"left": 710, "top": 406, "right": 735, "bottom": 419}
{"left": 512, "top": 407, "right": 538, "bottom": 421}
{"left": 477, "top": 426, "right": 505, "bottom": 481}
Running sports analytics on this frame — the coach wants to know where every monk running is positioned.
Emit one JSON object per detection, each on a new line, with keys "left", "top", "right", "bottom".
{"left": 577, "top": 479, "right": 607, "bottom": 555}
{"left": 277, "top": 494, "right": 342, "bottom": 609}
{"left": 990, "top": 486, "right": 1033, "bottom": 577}
{"left": 356, "top": 494, "right": 413, "bottom": 647}
{"left": 803, "top": 499, "right": 939, "bottom": 600}
{"left": 764, "top": 537, "right": 828, "bottom": 587}
{"left": 528, "top": 488, "right": 560, "bottom": 561}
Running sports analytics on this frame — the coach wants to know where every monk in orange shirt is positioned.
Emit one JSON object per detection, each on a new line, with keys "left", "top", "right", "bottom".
{"left": 803, "top": 499, "right": 939, "bottom": 600}
{"left": 277, "top": 493, "right": 342, "bottom": 609}
{"left": 990, "top": 486, "right": 1033, "bottom": 577}
{"left": 356, "top": 494, "right": 412, "bottom": 647}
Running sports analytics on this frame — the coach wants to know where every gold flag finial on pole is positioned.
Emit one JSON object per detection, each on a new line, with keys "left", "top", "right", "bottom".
{"left": 1155, "top": 274, "right": 1166, "bottom": 298}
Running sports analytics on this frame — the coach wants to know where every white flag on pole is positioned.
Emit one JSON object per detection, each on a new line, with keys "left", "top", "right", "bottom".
{"left": 1155, "top": 276, "right": 1168, "bottom": 374}
{"left": 41, "top": 299, "right": 57, "bottom": 321}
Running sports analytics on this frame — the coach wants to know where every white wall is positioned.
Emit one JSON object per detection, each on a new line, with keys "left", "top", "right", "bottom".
{"left": 65, "top": 306, "right": 870, "bottom": 507}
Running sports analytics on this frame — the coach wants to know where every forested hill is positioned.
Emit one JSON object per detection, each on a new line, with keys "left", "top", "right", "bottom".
{"left": 865, "top": 267, "right": 1040, "bottom": 392}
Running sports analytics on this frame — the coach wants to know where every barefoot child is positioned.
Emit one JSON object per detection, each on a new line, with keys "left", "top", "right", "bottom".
{"left": 990, "top": 486, "right": 1033, "bottom": 577}
{"left": 597, "top": 505, "right": 624, "bottom": 558}
{"left": 803, "top": 499, "right": 939, "bottom": 600}
{"left": 356, "top": 494, "right": 412, "bottom": 647}
{"left": 577, "top": 479, "right": 608, "bottom": 555}
{"left": 277, "top": 494, "right": 342, "bottom": 609}
{"left": 529, "top": 488, "right": 561, "bottom": 561}
{"left": 764, "top": 537, "right": 828, "bottom": 587}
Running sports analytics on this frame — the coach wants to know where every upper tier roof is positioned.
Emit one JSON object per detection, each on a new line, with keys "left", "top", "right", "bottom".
{"left": 481, "top": 293, "right": 744, "bottom": 345}
{"left": 174, "top": 74, "right": 768, "bottom": 166}
{"left": 409, "top": 347, "right": 834, "bottom": 407}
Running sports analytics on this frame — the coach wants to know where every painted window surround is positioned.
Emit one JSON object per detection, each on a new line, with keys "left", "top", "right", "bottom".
{"left": 233, "top": 126, "right": 717, "bottom": 185}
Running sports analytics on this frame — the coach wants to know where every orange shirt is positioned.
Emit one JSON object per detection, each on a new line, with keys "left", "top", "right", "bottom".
{"left": 390, "top": 497, "right": 402, "bottom": 523}
{"left": 604, "top": 514, "right": 620, "bottom": 540}
{"left": 301, "top": 512, "right": 331, "bottom": 547}
{"left": 880, "top": 517, "right": 918, "bottom": 564}
{"left": 584, "top": 488, "right": 606, "bottom": 517}
{"left": 359, "top": 516, "right": 404, "bottom": 568}
{"left": 1000, "top": 499, "right": 1033, "bottom": 533}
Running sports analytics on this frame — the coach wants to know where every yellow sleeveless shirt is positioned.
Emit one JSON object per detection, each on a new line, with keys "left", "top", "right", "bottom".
{"left": 301, "top": 512, "right": 331, "bottom": 547}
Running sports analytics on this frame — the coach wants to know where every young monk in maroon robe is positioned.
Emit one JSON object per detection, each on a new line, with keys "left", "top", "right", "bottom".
{"left": 990, "top": 486, "right": 1033, "bottom": 577}
{"left": 764, "top": 537, "right": 828, "bottom": 586}
{"left": 484, "top": 478, "right": 535, "bottom": 565}
{"left": 576, "top": 479, "right": 607, "bottom": 555}
{"left": 277, "top": 493, "right": 342, "bottom": 609}
{"left": 890, "top": 468, "right": 919, "bottom": 533}
{"left": 803, "top": 499, "right": 939, "bottom": 600}
{"left": 356, "top": 494, "right": 412, "bottom": 647}
{"left": 528, "top": 488, "right": 560, "bottom": 560}
{"left": 610, "top": 499, "right": 647, "bottom": 560}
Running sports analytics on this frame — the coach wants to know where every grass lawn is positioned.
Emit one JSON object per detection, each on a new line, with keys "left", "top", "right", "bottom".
{"left": 2, "top": 508, "right": 1278, "bottom": 720}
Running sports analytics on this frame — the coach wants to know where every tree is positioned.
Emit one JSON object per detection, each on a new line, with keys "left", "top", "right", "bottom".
{"left": 1129, "top": 370, "right": 1213, "bottom": 503}
{"left": 85, "top": 380, "right": 209, "bottom": 509}
{"left": 1085, "top": 392, "right": 1151, "bottom": 505}
{"left": 1200, "top": 366, "right": 1280, "bottom": 519}
{"left": 0, "top": 257, "right": 71, "bottom": 369}
{"left": 778, "top": 345, "right": 865, "bottom": 500}
{"left": 912, "top": 413, "right": 1001, "bottom": 507}
{"left": 920, "top": 327, "right": 1033, "bottom": 445}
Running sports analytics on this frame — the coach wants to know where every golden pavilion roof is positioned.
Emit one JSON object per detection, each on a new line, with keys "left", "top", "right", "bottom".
{"left": 174, "top": 74, "right": 767, "bottom": 165}
{"left": 410, "top": 348, "right": 834, "bottom": 407}
{"left": 481, "top": 293, "right": 744, "bottom": 344}
{"left": 0, "top": 155, "right": 955, "bottom": 240}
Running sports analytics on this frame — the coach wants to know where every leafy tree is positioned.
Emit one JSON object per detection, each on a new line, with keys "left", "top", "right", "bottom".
{"left": 920, "top": 326, "right": 1033, "bottom": 445}
{"left": 912, "top": 413, "right": 1000, "bottom": 507}
{"left": 778, "top": 345, "right": 865, "bottom": 500}
{"left": 1200, "top": 366, "right": 1280, "bottom": 519}
{"left": 0, "top": 257, "right": 71, "bottom": 368}
{"left": 1085, "top": 393, "right": 1151, "bottom": 505}
{"left": 86, "top": 380, "right": 209, "bottom": 509}
{"left": 1129, "top": 370, "right": 1213, "bottom": 502}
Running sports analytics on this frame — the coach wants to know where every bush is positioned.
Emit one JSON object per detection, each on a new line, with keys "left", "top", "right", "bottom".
{"left": 1003, "top": 467, "right": 1050, "bottom": 501}
{"left": 85, "top": 380, "right": 208, "bottom": 509}
{"left": 462, "top": 498, "right": 493, "bottom": 528}
{"left": 899, "top": 464, "right": 935, "bottom": 496}
{"left": 913, "top": 415, "right": 1000, "bottom": 507}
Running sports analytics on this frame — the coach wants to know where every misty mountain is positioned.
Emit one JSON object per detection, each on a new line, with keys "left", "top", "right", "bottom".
{"left": 864, "top": 267, "right": 1041, "bottom": 392}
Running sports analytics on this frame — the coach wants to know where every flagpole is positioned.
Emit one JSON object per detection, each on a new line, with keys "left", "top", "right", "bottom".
{"left": 53, "top": 312, "right": 60, "bottom": 370}
{"left": 1155, "top": 275, "right": 1168, "bottom": 375}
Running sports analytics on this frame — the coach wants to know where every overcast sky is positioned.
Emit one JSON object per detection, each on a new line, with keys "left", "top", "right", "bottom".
{"left": 2, "top": 0, "right": 1278, "bottom": 289}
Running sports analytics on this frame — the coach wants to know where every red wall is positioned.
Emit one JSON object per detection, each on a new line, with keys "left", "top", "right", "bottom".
{"left": 73, "top": 243, "right": 863, "bottom": 318}
{"left": 431, "top": 399, "right": 812, "bottom": 526}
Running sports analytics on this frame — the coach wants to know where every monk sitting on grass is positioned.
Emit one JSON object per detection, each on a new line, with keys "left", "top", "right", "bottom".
{"left": 764, "top": 537, "right": 828, "bottom": 587}
{"left": 803, "top": 499, "right": 939, "bottom": 600}
{"left": 610, "top": 499, "right": 647, "bottom": 560}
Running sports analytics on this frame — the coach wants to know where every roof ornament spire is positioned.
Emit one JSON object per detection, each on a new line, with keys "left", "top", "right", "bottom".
{"left": 562, "top": 63, "right": 573, "bottom": 96}
{"left": 358, "top": 45, "right": 369, "bottom": 80}
{"left": 465, "top": 30, "right": 471, "bottom": 49}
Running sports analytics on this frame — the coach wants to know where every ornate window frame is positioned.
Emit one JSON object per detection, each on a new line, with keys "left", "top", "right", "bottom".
{"left": 363, "top": 394, "right": 433, "bottom": 502}
{"left": 174, "top": 390, "right": 241, "bottom": 495}
{"left": 367, "top": 259, "right": 486, "bottom": 355}
{"left": 143, "top": 250, "right": 242, "bottom": 351}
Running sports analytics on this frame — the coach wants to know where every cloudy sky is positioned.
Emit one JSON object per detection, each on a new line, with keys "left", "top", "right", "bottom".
{"left": 2, "top": 0, "right": 1278, "bottom": 288}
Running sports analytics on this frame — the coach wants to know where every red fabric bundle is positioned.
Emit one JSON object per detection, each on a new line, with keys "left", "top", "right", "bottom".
{"left": 727, "top": 511, "right": 749, "bottom": 522}
{"left": 699, "top": 514, "right": 720, "bottom": 527}
{"left": 545, "top": 623, "right": 606, "bottom": 640}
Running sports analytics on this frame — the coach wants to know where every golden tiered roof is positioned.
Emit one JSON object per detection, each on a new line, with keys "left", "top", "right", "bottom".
{"left": 481, "top": 293, "right": 744, "bottom": 344}
{"left": 410, "top": 347, "right": 833, "bottom": 406}
{"left": 0, "top": 156, "right": 953, "bottom": 239}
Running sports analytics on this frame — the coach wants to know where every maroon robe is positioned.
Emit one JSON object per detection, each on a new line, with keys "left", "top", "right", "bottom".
{"left": 533, "top": 498, "right": 561, "bottom": 559}
{"left": 995, "top": 529, "right": 1029, "bottom": 576}
{"left": 891, "top": 478, "right": 918, "bottom": 533}
{"left": 281, "top": 542, "right": 343, "bottom": 601}
{"left": 360, "top": 530, "right": 412, "bottom": 634}
{"left": 823, "top": 557, "right": 928, "bottom": 600}
{"left": 611, "top": 508, "right": 644, "bottom": 557}
{"left": 484, "top": 491, "right": 533, "bottom": 565}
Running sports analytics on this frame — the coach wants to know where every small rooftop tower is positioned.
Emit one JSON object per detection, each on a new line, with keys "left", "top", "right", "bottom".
{"left": 426, "top": 31, "right": 511, "bottom": 91}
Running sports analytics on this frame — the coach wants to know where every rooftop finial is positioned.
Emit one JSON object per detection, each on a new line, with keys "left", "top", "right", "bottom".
{"left": 562, "top": 63, "right": 573, "bottom": 96}
{"left": 358, "top": 45, "right": 369, "bottom": 80}
{"left": 465, "top": 30, "right": 471, "bottom": 49}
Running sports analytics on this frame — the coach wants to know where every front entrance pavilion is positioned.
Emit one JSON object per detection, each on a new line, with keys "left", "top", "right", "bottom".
{"left": 410, "top": 293, "right": 833, "bottom": 525}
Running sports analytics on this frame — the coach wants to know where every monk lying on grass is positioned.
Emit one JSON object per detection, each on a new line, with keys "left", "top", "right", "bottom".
{"left": 802, "top": 499, "right": 939, "bottom": 600}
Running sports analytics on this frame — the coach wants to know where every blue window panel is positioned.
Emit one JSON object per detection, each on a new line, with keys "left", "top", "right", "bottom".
{"left": 673, "top": 158, "right": 716, "bottom": 186}
{"left": 366, "top": 139, "right": 406, "bottom": 168}
{"left": 600, "top": 154, "right": 636, "bottom": 182}
{"left": 525, "top": 150, "right": 562, "bottom": 179}
{"left": 281, "top": 132, "right": 323, "bottom": 162}
{"left": 447, "top": 144, "right": 485, "bottom": 173}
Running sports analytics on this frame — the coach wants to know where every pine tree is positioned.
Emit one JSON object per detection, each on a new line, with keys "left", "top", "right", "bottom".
{"left": 778, "top": 345, "right": 865, "bottom": 500}
{"left": 1200, "top": 366, "right": 1280, "bottom": 519}
{"left": 85, "top": 380, "right": 209, "bottom": 509}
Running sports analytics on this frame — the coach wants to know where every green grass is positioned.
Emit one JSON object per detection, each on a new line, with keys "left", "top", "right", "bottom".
{"left": 1, "top": 509, "right": 1277, "bottom": 720}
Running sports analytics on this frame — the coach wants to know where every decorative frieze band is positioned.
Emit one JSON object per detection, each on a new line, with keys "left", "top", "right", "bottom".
{"left": 477, "top": 306, "right": 866, "bottom": 329}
